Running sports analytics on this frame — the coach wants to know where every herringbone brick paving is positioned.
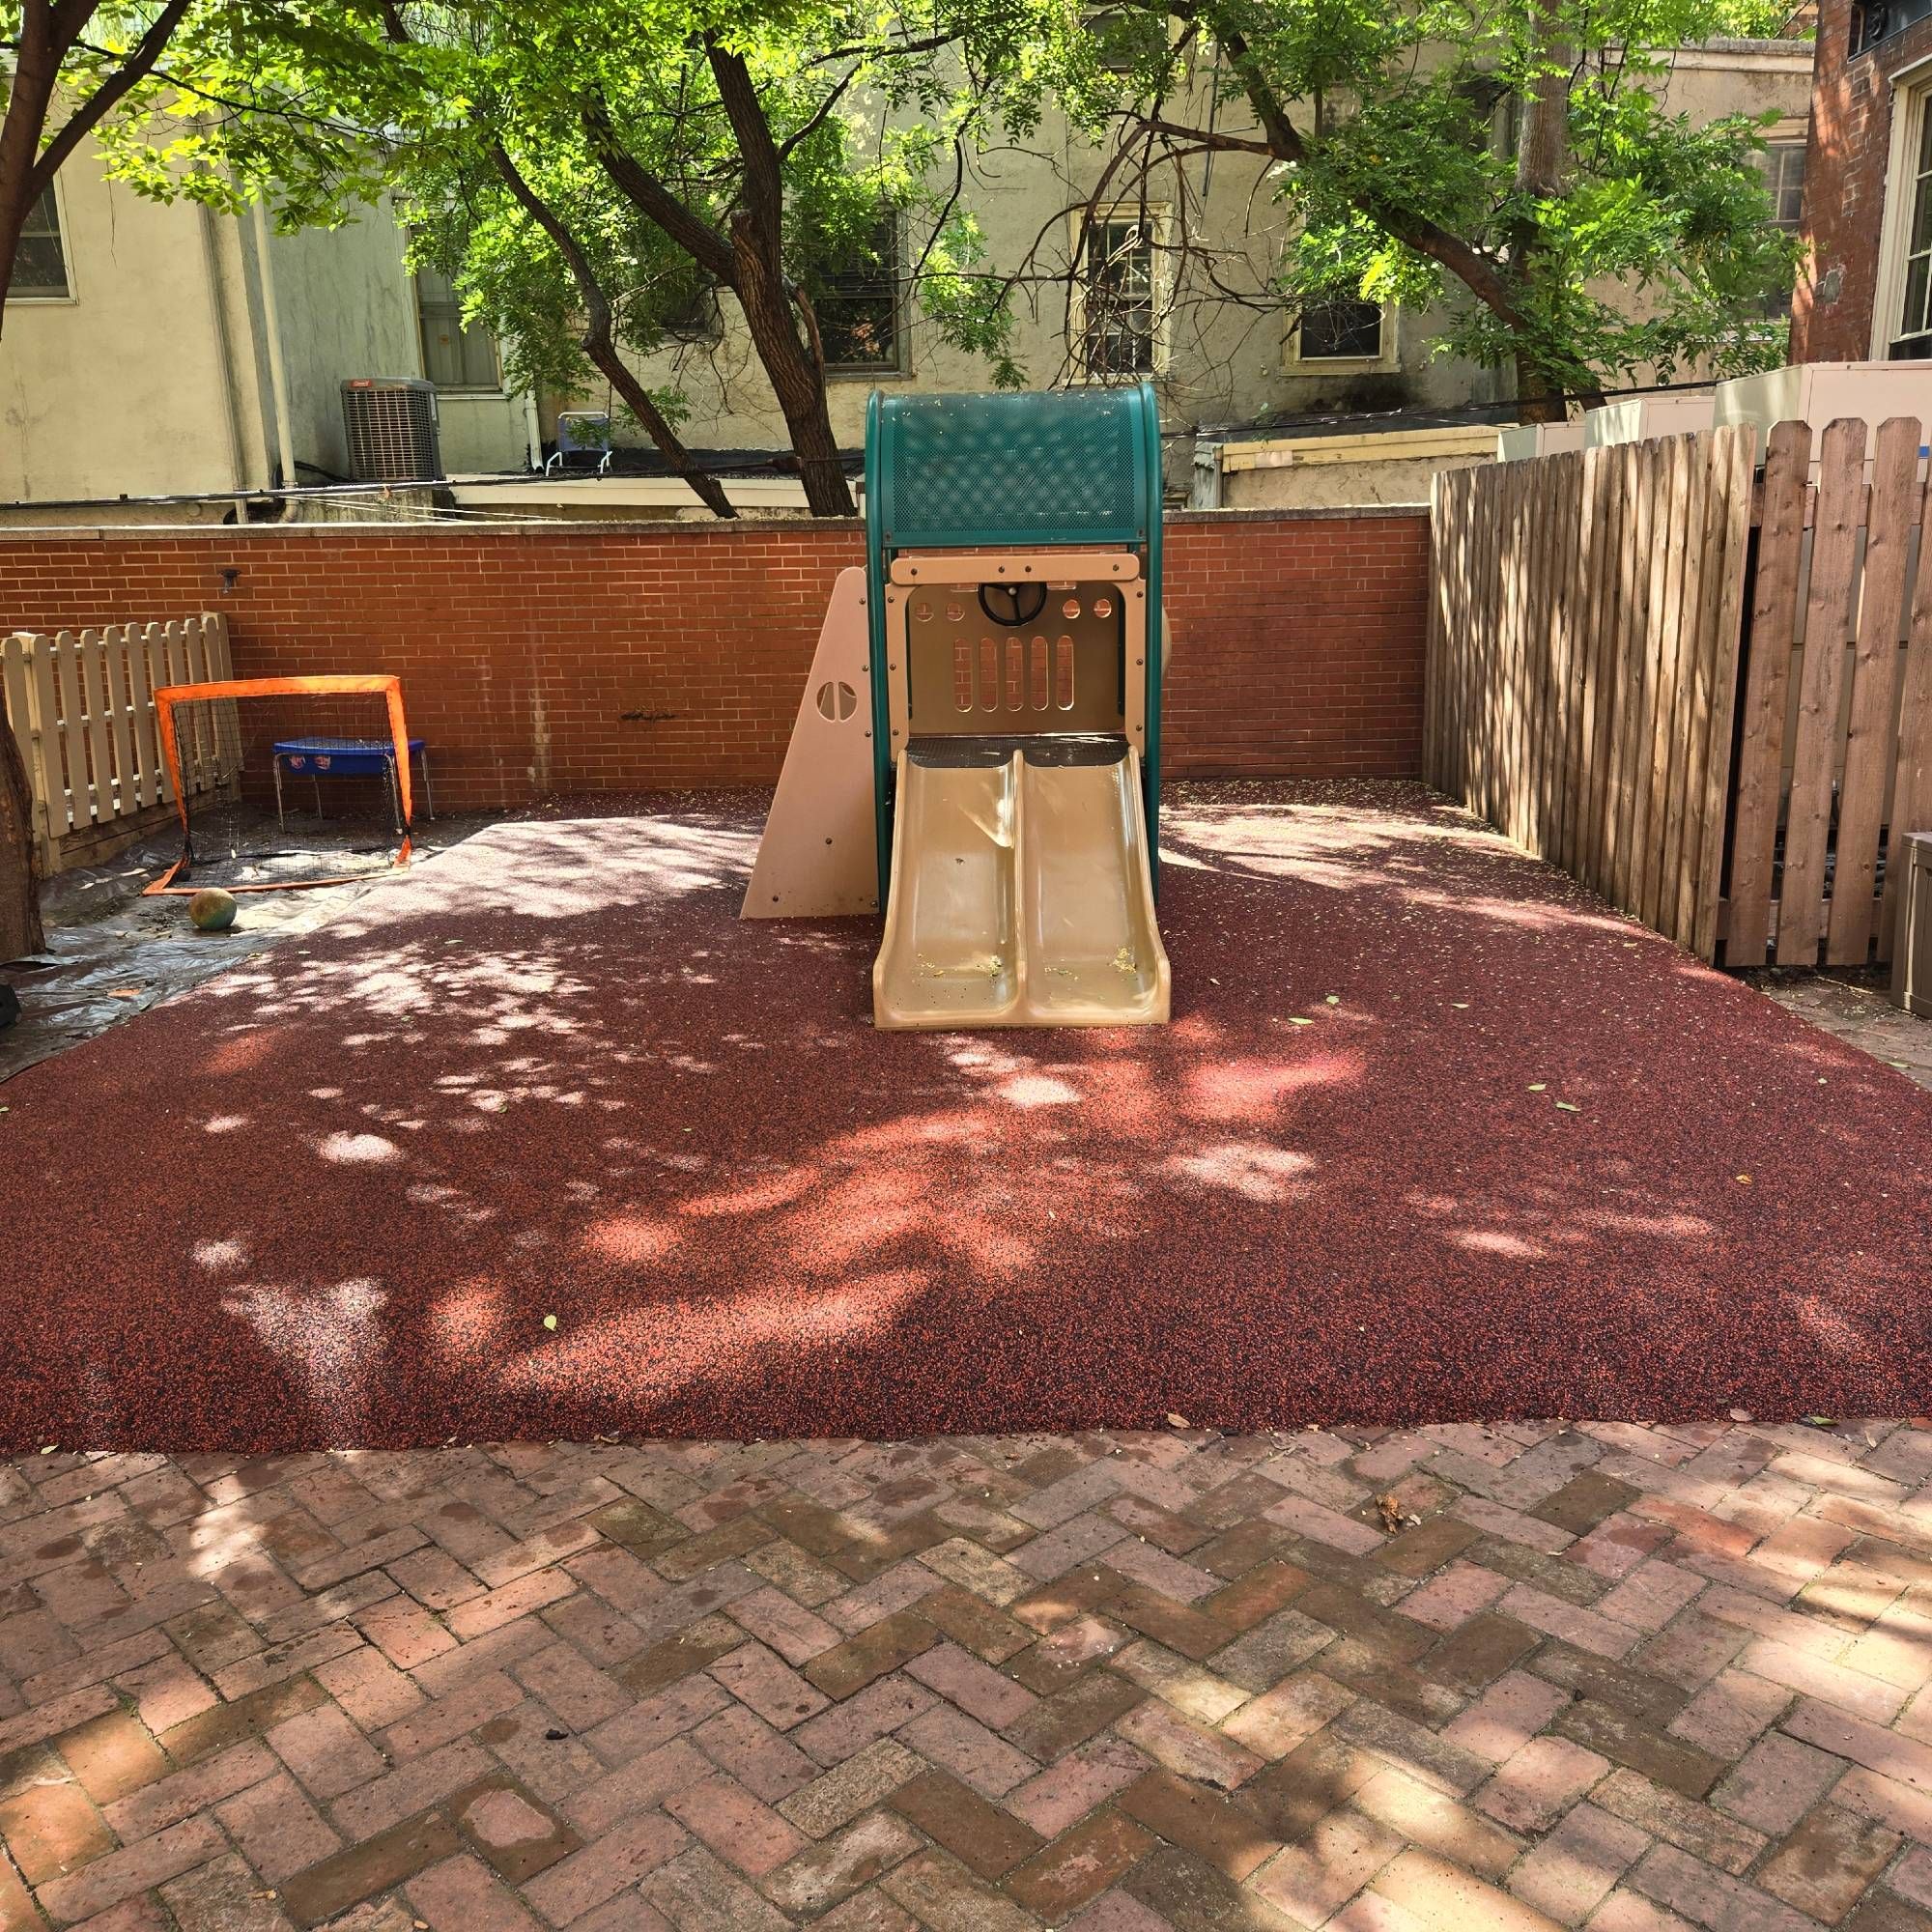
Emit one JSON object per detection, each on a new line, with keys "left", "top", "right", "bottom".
{"left": 4, "top": 1421, "right": 1932, "bottom": 1930}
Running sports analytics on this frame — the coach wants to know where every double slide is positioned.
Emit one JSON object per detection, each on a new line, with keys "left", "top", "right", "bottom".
{"left": 872, "top": 742, "right": 1171, "bottom": 1030}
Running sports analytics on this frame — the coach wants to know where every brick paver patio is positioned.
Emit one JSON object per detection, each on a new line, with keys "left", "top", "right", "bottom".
{"left": 4, "top": 1419, "right": 1931, "bottom": 1931}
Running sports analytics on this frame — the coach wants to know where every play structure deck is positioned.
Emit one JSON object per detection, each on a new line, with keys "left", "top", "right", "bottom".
{"left": 745, "top": 384, "right": 1172, "bottom": 1029}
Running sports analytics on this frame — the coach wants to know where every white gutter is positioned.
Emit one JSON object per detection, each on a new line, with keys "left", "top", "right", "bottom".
{"left": 251, "top": 197, "right": 298, "bottom": 490}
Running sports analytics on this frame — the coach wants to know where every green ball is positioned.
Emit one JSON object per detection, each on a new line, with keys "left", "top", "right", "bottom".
{"left": 188, "top": 888, "right": 238, "bottom": 932}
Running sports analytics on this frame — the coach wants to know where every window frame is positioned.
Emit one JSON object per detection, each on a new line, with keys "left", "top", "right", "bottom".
{"left": 815, "top": 213, "right": 909, "bottom": 382}
{"left": 1871, "top": 56, "right": 1932, "bottom": 358}
{"left": 413, "top": 261, "right": 503, "bottom": 393}
{"left": 1760, "top": 131, "right": 1807, "bottom": 232}
{"left": 1756, "top": 126, "right": 1807, "bottom": 324}
{"left": 8, "top": 179, "right": 75, "bottom": 304}
{"left": 1067, "top": 205, "right": 1173, "bottom": 383}
{"left": 1284, "top": 293, "right": 1398, "bottom": 372}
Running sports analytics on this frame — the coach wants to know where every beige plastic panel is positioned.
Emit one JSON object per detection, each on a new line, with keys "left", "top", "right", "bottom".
{"left": 872, "top": 746, "right": 1169, "bottom": 1031}
{"left": 1020, "top": 753, "right": 1167, "bottom": 1024}
{"left": 883, "top": 552, "right": 1149, "bottom": 753}
{"left": 740, "top": 568, "right": 878, "bottom": 919}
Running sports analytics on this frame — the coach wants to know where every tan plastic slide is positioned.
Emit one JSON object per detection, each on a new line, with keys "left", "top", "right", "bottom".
{"left": 872, "top": 746, "right": 1171, "bottom": 1030}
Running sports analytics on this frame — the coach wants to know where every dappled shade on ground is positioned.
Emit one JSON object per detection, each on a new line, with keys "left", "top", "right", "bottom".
{"left": 4, "top": 780, "right": 1928, "bottom": 1451}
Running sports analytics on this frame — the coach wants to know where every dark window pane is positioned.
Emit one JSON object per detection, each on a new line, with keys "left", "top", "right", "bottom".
{"left": 1912, "top": 169, "right": 1932, "bottom": 256}
{"left": 1299, "top": 298, "right": 1382, "bottom": 359}
{"left": 815, "top": 218, "right": 901, "bottom": 371}
{"left": 1904, "top": 252, "right": 1931, "bottom": 340}
{"left": 1083, "top": 9, "right": 1145, "bottom": 72}
{"left": 1762, "top": 143, "right": 1804, "bottom": 228}
{"left": 1081, "top": 219, "right": 1155, "bottom": 375}
{"left": 13, "top": 185, "right": 68, "bottom": 298}
{"left": 415, "top": 265, "right": 497, "bottom": 389}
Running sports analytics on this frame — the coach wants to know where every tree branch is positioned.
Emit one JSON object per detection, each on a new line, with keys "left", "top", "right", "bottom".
{"left": 28, "top": 0, "right": 195, "bottom": 198}
{"left": 580, "top": 98, "right": 736, "bottom": 283}
{"left": 488, "top": 144, "right": 736, "bottom": 519}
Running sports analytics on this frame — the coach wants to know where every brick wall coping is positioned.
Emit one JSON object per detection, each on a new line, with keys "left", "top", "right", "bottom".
{"left": 0, "top": 502, "right": 1426, "bottom": 546}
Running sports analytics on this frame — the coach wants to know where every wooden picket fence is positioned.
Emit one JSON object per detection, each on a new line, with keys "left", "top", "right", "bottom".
{"left": 1426, "top": 426, "right": 1755, "bottom": 957}
{"left": 1428, "top": 417, "right": 1932, "bottom": 968}
{"left": 1, "top": 614, "right": 237, "bottom": 875}
{"left": 1728, "top": 416, "right": 1932, "bottom": 968}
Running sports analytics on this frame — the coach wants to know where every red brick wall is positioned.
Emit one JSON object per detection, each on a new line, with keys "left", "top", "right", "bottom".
{"left": 0, "top": 509, "right": 1429, "bottom": 807}
{"left": 1792, "top": 0, "right": 1923, "bottom": 362}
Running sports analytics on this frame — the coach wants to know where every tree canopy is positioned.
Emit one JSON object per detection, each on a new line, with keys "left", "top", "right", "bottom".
{"left": 10, "top": 0, "right": 1806, "bottom": 462}
{"left": 1024, "top": 0, "right": 1803, "bottom": 413}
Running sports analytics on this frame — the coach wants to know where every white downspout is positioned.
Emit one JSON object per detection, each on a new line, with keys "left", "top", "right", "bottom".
{"left": 523, "top": 387, "right": 543, "bottom": 471}
{"left": 196, "top": 204, "right": 247, "bottom": 491}
{"left": 252, "top": 197, "right": 297, "bottom": 490}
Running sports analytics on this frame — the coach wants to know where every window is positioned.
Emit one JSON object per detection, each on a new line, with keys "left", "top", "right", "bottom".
{"left": 657, "top": 270, "right": 721, "bottom": 344}
{"left": 1759, "top": 139, "right": 1806, "bottom": 321}
{"left": 12, "top": 185, "right": 69, "bottom": 299}
{"left": 1296, "top": 297, "right": 1385, "bottom": 362}
{"left": 414, "top": 264, "right": 498, "bottom": 389}
{"left": 1762, "top": 141, "right": 1805, "bottom": 230}
{"left": 1892, "top": 98, "right": 1932, "bottom": 357}
{"left": 1078, "top": 216, "right": 1160, "bottom": 376}
{"left": 1083, "top": 9, "right": 1146, "bottom": 73}
{"left": 813, "top": 218, "right": 902, "bottom": 373}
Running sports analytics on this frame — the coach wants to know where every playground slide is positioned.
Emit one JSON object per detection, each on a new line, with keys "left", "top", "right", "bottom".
{"left": 873, "top": 747, "right": 1170, "bottom": 1030}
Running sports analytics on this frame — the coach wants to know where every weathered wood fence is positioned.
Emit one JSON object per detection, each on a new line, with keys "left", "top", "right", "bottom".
{"left": 1, "top": 614, "right": 236, "bottom": 875}
{"left": 1428, "top": 418, "right": 1932, "bottom": 968}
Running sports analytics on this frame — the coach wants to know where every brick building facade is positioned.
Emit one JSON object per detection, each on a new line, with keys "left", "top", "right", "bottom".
{"left": 1793, "top": 0, "right": 1932, "bottom": 360}
{"left": 0, "top": 509, "right": 1430, "bottom": 810}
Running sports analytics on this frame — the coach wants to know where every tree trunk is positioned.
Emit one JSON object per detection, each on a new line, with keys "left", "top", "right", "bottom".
{"left": 731, "top": 237, "right": 856, "bottom": 518}
{"left": 0, "top": 15, "right": 62, "bottom": 327}
{"left": 487, "top": 145, "right": 736, "bottom": 519}
{"left": 1514, "top": 355, "right": 1568, "bottom": 423}
{"left": 1509, "top": 2, "right": 1570, "bottom": 425}
{"left": 0, "top": 719, "right": 45, "bottom": 962}
{"left": 0, "top": 0, "right": 189, "bottom": 334}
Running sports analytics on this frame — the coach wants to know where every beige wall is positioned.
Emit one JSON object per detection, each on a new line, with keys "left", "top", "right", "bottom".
{"left": 1, "top": 168, "right": 534, "bottom": 510}
{"left": 267, "top": 206, "right": 423, "bottom": 478}
{"left": 0, "top": 169, "right": 271, "bottom": 502}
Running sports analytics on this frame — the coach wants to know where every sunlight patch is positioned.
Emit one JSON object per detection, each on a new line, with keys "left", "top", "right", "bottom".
{"left": 218, "top": 1276, "right": 387, "bottom": 1436}
{"left": 319, "top": 1131, "right": 401, "bottom": 1164}
{"left": 998, "top": 1075, "right": 1082, "bottom": 1109}
{"left": 585, "top": 1214, "right": 684, "bottom": 1264}
{"left": 1450, "top": 1229, "right": 1548, "bottom": 1260}
{"left": 1186, "top": 1054, "right": 1358, "bottom": 1122}
{"left": 1166, "top": 1141, "right": 1314, "bottom": 1203}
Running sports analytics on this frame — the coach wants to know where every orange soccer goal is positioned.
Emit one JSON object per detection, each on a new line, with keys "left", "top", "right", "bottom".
{"left": 145, "top": 674, "right": 427, "bottom": 895}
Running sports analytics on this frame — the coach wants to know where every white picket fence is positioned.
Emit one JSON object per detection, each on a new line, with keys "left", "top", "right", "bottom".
{"left": 1, "top": 613, "right": 238, "bottom": 875}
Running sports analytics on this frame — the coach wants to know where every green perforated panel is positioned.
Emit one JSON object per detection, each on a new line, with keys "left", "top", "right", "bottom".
{"left": 865, "top": 382, "right": 1165, "bottom": 907}
{"left": 872, "top": 387, "right": 1153, "bottom": 549}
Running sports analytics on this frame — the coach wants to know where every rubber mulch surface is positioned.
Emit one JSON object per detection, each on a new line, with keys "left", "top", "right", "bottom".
{"left": 6, "top": 780, "right": 1930, "bottom": 1451}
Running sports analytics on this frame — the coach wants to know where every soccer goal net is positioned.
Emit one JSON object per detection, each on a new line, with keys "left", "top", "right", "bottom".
{"left": 145, "top": 675, "right": 425, "bottom": 895}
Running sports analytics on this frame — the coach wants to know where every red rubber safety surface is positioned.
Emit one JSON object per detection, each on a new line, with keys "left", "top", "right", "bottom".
{"left": 5, "top": 780, "right": 1930, "bottom": 1452}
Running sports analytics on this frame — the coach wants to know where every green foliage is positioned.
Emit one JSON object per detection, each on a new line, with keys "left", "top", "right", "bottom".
{"left": 19, "top": 0, "right": 1808, "bottom": 417}
{"left": 65, "top": 0, "right": 1034, "bottom": 412}
{"left": 1049, "top": 0, "right": 1804, "bottom": 394}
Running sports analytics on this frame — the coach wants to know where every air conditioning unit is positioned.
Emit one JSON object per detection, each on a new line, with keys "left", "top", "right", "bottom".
{"left": 1582, "top": 391, "right": 1715, "bottom": 447}
{"left": 341, "top": 378, "right": 442, "bottom": 482}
